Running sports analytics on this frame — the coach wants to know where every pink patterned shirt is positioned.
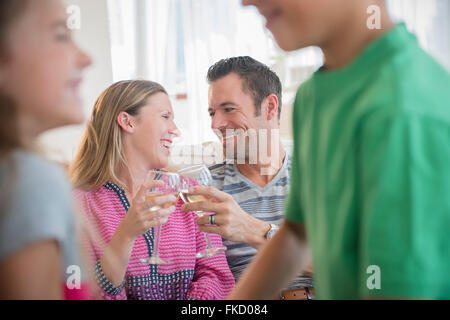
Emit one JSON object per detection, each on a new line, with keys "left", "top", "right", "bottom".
{"left": 73, "top": 180, "right": 234, "bottom": 300}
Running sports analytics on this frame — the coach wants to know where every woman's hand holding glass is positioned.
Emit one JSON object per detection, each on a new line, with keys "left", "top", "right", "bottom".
{"left": 118, "top": 180, "right": 176, "bottom": 241}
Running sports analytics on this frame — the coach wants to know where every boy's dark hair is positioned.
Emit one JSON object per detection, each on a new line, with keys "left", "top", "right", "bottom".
{"left": 207, "top": 56, "right": 282, "bottom": 120}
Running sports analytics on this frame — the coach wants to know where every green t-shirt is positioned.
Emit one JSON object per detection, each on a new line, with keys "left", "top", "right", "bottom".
{"left": 285, "top": 24, "right": 450, "bottom": 299}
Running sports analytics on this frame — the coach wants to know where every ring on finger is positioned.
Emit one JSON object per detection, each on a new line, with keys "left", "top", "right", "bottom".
{"left": 209, "top": 214, "right": 216, "bottom": 225}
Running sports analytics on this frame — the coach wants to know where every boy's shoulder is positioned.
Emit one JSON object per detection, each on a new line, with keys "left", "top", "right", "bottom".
{"left": 366, "top": 46, "right": 450, "bottom": 121}
{"left": 293, "top": 26, "right": 450, "bottom": 125}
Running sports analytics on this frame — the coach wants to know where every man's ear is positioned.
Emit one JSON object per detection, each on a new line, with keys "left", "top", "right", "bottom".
{"left": 117, "top": 111, "right": 136, "bottom": 133}
{"left": 264, "top": 94, "right": 279, "bottom": 121}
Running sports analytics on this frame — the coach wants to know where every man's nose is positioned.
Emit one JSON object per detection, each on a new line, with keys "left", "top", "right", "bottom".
{"left": 211, "top": 112, "right": 228, "bottom": 130}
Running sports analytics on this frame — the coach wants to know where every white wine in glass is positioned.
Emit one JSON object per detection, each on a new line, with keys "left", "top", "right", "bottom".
{"left": 179, "top": 192, "right": 207, "bottom": 215}
{"left": 146, "top": 193, "right": 175, "bottom": 211}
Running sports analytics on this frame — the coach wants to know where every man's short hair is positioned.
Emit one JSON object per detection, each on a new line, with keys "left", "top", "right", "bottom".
{"left": 207, "top": 56, "right": 282, "bottom": 120}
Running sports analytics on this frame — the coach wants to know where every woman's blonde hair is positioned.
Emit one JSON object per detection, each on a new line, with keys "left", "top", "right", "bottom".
{"left": 69, "top": 80, "right": 167, "bottom": 191}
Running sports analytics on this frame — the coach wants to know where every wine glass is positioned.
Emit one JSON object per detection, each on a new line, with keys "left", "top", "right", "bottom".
{"left": 177, "top": 165, "right": 227, "bottom": 258}
{"left": 140, "top": 170, "right": 180, "bottom": 265}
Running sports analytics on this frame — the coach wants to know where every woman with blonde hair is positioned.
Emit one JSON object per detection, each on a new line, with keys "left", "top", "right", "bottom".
{"left": 70, "top": 80, "right": 234, "bottom": 300}
{"left": 0, "top": 0, "right": 92, "bottom": 299}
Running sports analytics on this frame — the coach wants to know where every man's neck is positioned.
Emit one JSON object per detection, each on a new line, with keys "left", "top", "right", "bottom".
{"left": 321, "top": 3, "right": 395, "bottom": 70}
{"left": 236, "top": 146, "right": 286, "bottom": 188}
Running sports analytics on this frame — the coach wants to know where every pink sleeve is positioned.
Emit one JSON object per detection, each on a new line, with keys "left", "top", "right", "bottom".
{"left": 64, "top": 282, "right": 93, "bottom": 300}
{"left": 72, "top": 189, "right": 128, "bottom": 300}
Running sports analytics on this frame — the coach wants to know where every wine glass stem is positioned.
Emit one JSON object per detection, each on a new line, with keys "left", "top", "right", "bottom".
{"left": 154, "top": 221, "right": 161, "bottom": 258}
{"left": 204, "top": 232, "right": 212, "bottom": 250}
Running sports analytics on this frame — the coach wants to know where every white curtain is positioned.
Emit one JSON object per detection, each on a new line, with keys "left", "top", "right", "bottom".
{"left": 108, "top": 0, "right": 178, "bottom": 87}
{"left": 180, "top": 0, "right": 271, "bottom": 144}
{"left": 108, "top": 0, "right": 137, "bottom": 80}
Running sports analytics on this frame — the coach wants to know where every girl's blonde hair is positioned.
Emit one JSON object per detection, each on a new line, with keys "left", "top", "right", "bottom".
{"left": 69, "top": 80, "right": 167, "bottom": 191}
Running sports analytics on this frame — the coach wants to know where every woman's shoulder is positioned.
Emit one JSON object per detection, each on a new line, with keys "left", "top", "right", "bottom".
{"left": 72, "top": 183, "right": 126, "bottom": 223}
{"left": 9, "top": 149, "right": 63, "bottom": 171}
{"left": 72, "top": 182, "right": 119, "bottom": 203}
{"left": 1, "top": 150, "right": 71, "bottom": 202}
{"left": 0, "top": 150, "right": 74, "bottom": 261}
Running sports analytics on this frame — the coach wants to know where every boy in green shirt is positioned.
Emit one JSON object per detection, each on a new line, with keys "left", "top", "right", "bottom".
{"left": 229, "top": 0, "right": 450, "bottom": 299}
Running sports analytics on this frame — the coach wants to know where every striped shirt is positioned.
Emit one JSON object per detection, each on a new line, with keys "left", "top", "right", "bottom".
{"left": 209, "top": 156, "right": 313, "bottom": 290}
{"left": 73, "top": 178, "right": 234, "bottom": 300}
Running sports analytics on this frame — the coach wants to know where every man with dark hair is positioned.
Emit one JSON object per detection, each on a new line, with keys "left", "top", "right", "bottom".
{"left": 182, "top": 56, "right": 314, "bottom": 300}
{"left": 206, "top": 56, "right": 283, "bottom": 120}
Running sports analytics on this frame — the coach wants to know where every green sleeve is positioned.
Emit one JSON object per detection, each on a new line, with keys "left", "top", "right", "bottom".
{"left": 284, "top": 92, "right": 305, "bottom": 224}
{"left": 357, "top": 109, "right": 450, "bottom": 299}
{"left": 285, "top": 147, "right": 304, "bottom": 224}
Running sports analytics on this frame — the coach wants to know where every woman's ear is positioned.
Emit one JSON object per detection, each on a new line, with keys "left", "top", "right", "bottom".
{"left": 117, "top": 111, "right": 136, "bottom": 133}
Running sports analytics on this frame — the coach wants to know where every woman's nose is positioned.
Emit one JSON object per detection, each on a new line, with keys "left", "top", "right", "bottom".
{"left": 170, "top": 123, "right": 181, "bottom": 138}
